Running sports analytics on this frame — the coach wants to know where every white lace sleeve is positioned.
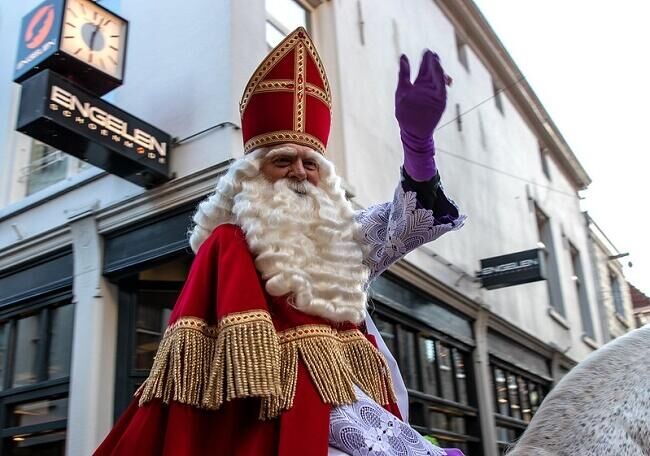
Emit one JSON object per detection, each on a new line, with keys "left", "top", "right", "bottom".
{"left": 355, "top": 184, "right": 465, "bottom": 282}
{"left": 329, "top": 387, "right": 448, "bottom": 456}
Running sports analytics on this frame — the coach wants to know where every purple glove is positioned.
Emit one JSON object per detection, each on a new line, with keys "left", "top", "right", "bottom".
{"left": 395, "top": 50, "right": 448, "bottom": 181}
{"left": 444, "top": 449, "right": 465, "bottom": 456}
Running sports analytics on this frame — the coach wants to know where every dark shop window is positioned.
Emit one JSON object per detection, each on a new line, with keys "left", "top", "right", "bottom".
{"left": 372, "top": 311, "right": 481, "bottom": 455}
{"left": 491, "top": 359, "right": 550, "bottom": 455}
{"left": 0, "top": 291, "right": 73, "bottom": 456}
{"left": 114, "top": 256, "right": 192, "bottom": 419}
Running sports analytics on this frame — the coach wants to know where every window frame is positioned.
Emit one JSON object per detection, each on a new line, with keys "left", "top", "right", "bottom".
{"left": 490, "top": 357, "right": 550, "bottom": 454}
{"left": 371, "top": 303, "right": 481, "bottom": 454}
{"left": 0, "top": 290, "right": 73, "bottom": 455}
{"left": 492, "top": 79, "right": 504, "bottom": 115}
{"left": 609, "top": 269, "right": 625, "bottom": 318}
{"left": 568, "top": 241, "right": 595, "bottom": 339}
{"left": 265, "top": 0, "right": 313, "bottom": 49}
{"left": 114, "top": 276, "right": 185, "bottom": 420}
{"left": 455, "top": 31, "right": 470, "bottom": 71}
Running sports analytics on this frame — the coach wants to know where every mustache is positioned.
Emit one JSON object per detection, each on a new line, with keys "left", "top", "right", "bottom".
{"left": 285, "top": 179, "right": 308, "bottom": 195}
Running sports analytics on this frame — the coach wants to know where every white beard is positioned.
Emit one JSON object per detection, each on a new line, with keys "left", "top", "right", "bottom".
{"left": 231, "top": 175, "right": 370, "bottom": 324}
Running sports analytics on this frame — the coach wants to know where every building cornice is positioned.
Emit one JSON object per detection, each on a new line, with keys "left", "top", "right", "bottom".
{"left": 436, "top": 0, "right": 592, "bottom": 190}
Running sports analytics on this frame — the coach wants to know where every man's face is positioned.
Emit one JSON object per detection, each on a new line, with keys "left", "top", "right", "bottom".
{"left": 260, "top": 144, "right": 321, "bottom": 190}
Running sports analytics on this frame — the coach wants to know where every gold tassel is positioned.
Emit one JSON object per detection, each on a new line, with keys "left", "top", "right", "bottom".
{"left": 341, "top": 331, "right": 397, "bottom": 406}
{"left": 137, "top": 315, "right": 396, "bottom": 420}
{"left": 138, "top": 312, "right": 281, "bottom": 409}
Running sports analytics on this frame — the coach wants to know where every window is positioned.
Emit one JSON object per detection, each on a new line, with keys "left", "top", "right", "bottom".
{"left": 373, "top": 311, "right": 480, "bottom": 455}
{"left": 491, "top": 360, "right": 549, "bottom": 455}
{"left": 10, "top": 134, "right": 93, "bottom": 205}
{"left": 0, "top": 292, "right": 73, "bottom": 455}
{"left": 535, "top": 204, "right": 565, "bottom": 316}
{"left": 455, "top": 31, "right": 469, "bottom": 71}
{"left": 114, "top": 257, "right": 192, "bottom": 417}
{"left": 493, "top": 79, "right": 504, "bottom": 114}
{"left": 265, "top": 0, "right": 310, "bottom": 48}
{"left": 569, "top": 243, "right": 594, "bottom": 339}
{"left": 610, "top": 270, "right": 625, "bottom": 317}
{"left": 538, "top": 142, "right": 552, "bottom": 180}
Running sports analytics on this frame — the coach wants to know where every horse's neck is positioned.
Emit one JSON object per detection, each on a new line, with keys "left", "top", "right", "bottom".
{"left": 508, "top": 326, "right": 650, "bottom": 455}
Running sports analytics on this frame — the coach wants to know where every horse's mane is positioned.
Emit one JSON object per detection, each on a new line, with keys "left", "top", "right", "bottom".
{"left": 506, "top": 325, "right": 650, "bottom": 456}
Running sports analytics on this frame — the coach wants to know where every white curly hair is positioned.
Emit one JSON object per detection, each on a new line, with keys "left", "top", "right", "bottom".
{"left": 189, "top": 146, "right": 370, "bottom": 324}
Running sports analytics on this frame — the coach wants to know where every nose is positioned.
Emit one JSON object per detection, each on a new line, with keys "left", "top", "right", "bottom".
{"left": 289, "top": 159, "right": 307, "bottom": 181}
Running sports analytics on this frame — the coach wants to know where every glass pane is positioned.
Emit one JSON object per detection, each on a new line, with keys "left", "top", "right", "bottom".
{"left": 518, "top": 377, "right": 532, "bottom": 422}
{"left": 134, "top": 290, "right": 177, "bottom": 370}
{"left": 529, "top": 382, "right": 545, "bottom": 415}
{"left": 266, "top": 22, "right": 285, "bottom": 48}
{"left": 408, "top": 401, "right": 426, "bottom": 427}
{"left": 5, "top": 430, "right": 65, "bottom": 456}
{"left": 10, "top": 398, "right": 68, "bottom": 427}
{"left": 0, "top": 323, "right": 9, "bottom": 390}
{"left": 373, "top": 315, "right": 397, "bottom": 357}
{"left": 13, "top": 315, "right": 41, "bottom": 388}
{"left": 495, "top": 425, "right": 518, "bottom": 443}
{"left": 25, "top": 142, "right": 68, "bottom": 196}
{"left": 48, "top": 305, "right": 74, "bottom": 380}
{"left": 453, "top": 349, "right": 468, "bottom": 404}
{"left": 438, "top": 344, "right": 455, "bottom": 401}
{"left": 507, "top": 373, "right": 521, "bottom": 419}
{"left": 450, "top": 415, "right": 466, "bottom": 435}
{"left": 420, "top": 338, "right": 438, "bottom": 396}
{"left": 493, "top": 368, "right": 509, "bottom": 415}
{"left": 429, "top": 410, "right": 449, "bottom": 431}
{"left": 266, "top": 0, "right": 307, "bottom": 31}
{"left": 398, "top": 329, "right": 419, "bottom": 390}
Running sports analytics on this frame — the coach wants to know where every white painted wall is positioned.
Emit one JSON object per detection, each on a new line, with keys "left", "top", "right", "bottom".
{"left": 0, "top": 0, "right": 608, "bottom": 396}
{"left": 321, "top": 0, "right": 600, "bottom": 361}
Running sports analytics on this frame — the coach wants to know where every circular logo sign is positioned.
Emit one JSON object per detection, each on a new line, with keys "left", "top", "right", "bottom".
{"left": 25, "top": 4, "right": 55, "bottom": 50}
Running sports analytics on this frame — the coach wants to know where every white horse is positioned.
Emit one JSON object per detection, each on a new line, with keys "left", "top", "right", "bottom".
{"left": 506, "top": 325, "right": 650, "bottom": 455}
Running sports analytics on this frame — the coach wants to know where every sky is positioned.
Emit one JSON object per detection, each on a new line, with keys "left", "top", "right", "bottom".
{"left": 472, "top": 0, "right": 650, "bottom": 297}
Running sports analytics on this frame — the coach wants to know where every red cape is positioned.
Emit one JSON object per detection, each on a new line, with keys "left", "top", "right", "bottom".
{"left": 95, "top": 224, "right": 399, "bottom": 456}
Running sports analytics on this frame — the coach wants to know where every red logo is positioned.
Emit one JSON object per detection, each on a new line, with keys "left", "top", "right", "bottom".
{"left": 25, "top": 4, "right": 55, "bottom": 50}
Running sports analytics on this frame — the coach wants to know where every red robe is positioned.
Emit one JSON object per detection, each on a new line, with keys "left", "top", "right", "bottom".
{"left": 95, "top": 224, "right": 399, "bottom": 456}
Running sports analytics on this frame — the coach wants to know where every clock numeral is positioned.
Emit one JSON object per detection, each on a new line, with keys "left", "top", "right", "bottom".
{"left": 109, "top": 46, "right": 119, "bottom": 51}
{"left": 93, "top": 11, "right": 97, "bottom": 21}
{"left": 65, "top": 22, "right": 76, "bottom": 28}
{"left": 64, "top": 36, "right": 75, "bottom": 39}
{"left": 108, "top": 56, "right": 117, "bottom": 65}
{"left": 99, "top": 58, "right": 106, "bottom": 69}
{"left": 74, "top": 47, "right": 82, "bottom": 55}
{"left": 103, "top": 19, "right": 112, "bottom": 26}
{"left": 89, "top": 53, "right": 93, "bottom": 63}
{"left": 66, "top": 7, "right": 78, "bottom": 18}
{"left": 80, "top": 3, "right": 86, "bottom": 15}
{"left": 110, "top": 35, "right": 120, "bottom": 38}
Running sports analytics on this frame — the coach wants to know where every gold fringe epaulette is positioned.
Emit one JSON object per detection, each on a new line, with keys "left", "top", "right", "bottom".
{"left": 137, "top": 311, "right": 396, "bottom": 419}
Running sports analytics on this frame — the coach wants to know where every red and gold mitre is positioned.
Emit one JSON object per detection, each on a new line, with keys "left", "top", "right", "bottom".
{"left": 239, "top": 27, "right": 332, "bottom": 155}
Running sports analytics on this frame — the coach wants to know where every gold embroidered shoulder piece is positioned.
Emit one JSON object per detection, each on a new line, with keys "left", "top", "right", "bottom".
{"left": 137, "top": 311, "right": 396, "bottom": 419}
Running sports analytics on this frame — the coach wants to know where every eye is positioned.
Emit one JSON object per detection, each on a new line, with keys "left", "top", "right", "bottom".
{"left": 303, "top": 160, "right": 319, "bottom": 171}
{"left": 272, "top": 157, "right": 292, "bottom": 167}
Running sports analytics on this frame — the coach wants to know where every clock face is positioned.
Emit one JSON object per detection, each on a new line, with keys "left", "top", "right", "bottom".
{"left": 60, "top": 0, "right": 126, "bottom": 80}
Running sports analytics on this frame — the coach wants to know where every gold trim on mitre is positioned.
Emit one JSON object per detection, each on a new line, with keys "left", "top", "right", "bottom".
{"left": 239, "top": 27, "right": 332, "bottom": 155}
{"left": 239, "top": 27, "right": 331, "bottom": 115}
{"left": 243, "top": 130, "right": 326, "bottom": 155}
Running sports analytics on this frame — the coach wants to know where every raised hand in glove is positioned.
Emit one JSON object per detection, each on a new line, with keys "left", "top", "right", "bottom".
{"left": 395, "top": 50, "right": 449, "bottom": 182}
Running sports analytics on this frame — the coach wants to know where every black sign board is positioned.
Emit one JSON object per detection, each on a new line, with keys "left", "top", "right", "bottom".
{"left": 17, "top": 70, "right": 171, "bottom": 188}
{"left": 478, "top": 248, "right": 546, "bottom": 290}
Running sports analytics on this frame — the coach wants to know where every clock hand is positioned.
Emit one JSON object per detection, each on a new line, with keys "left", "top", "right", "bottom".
{"left": 89, "top": 23, "right": 100, "bottom": 50}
